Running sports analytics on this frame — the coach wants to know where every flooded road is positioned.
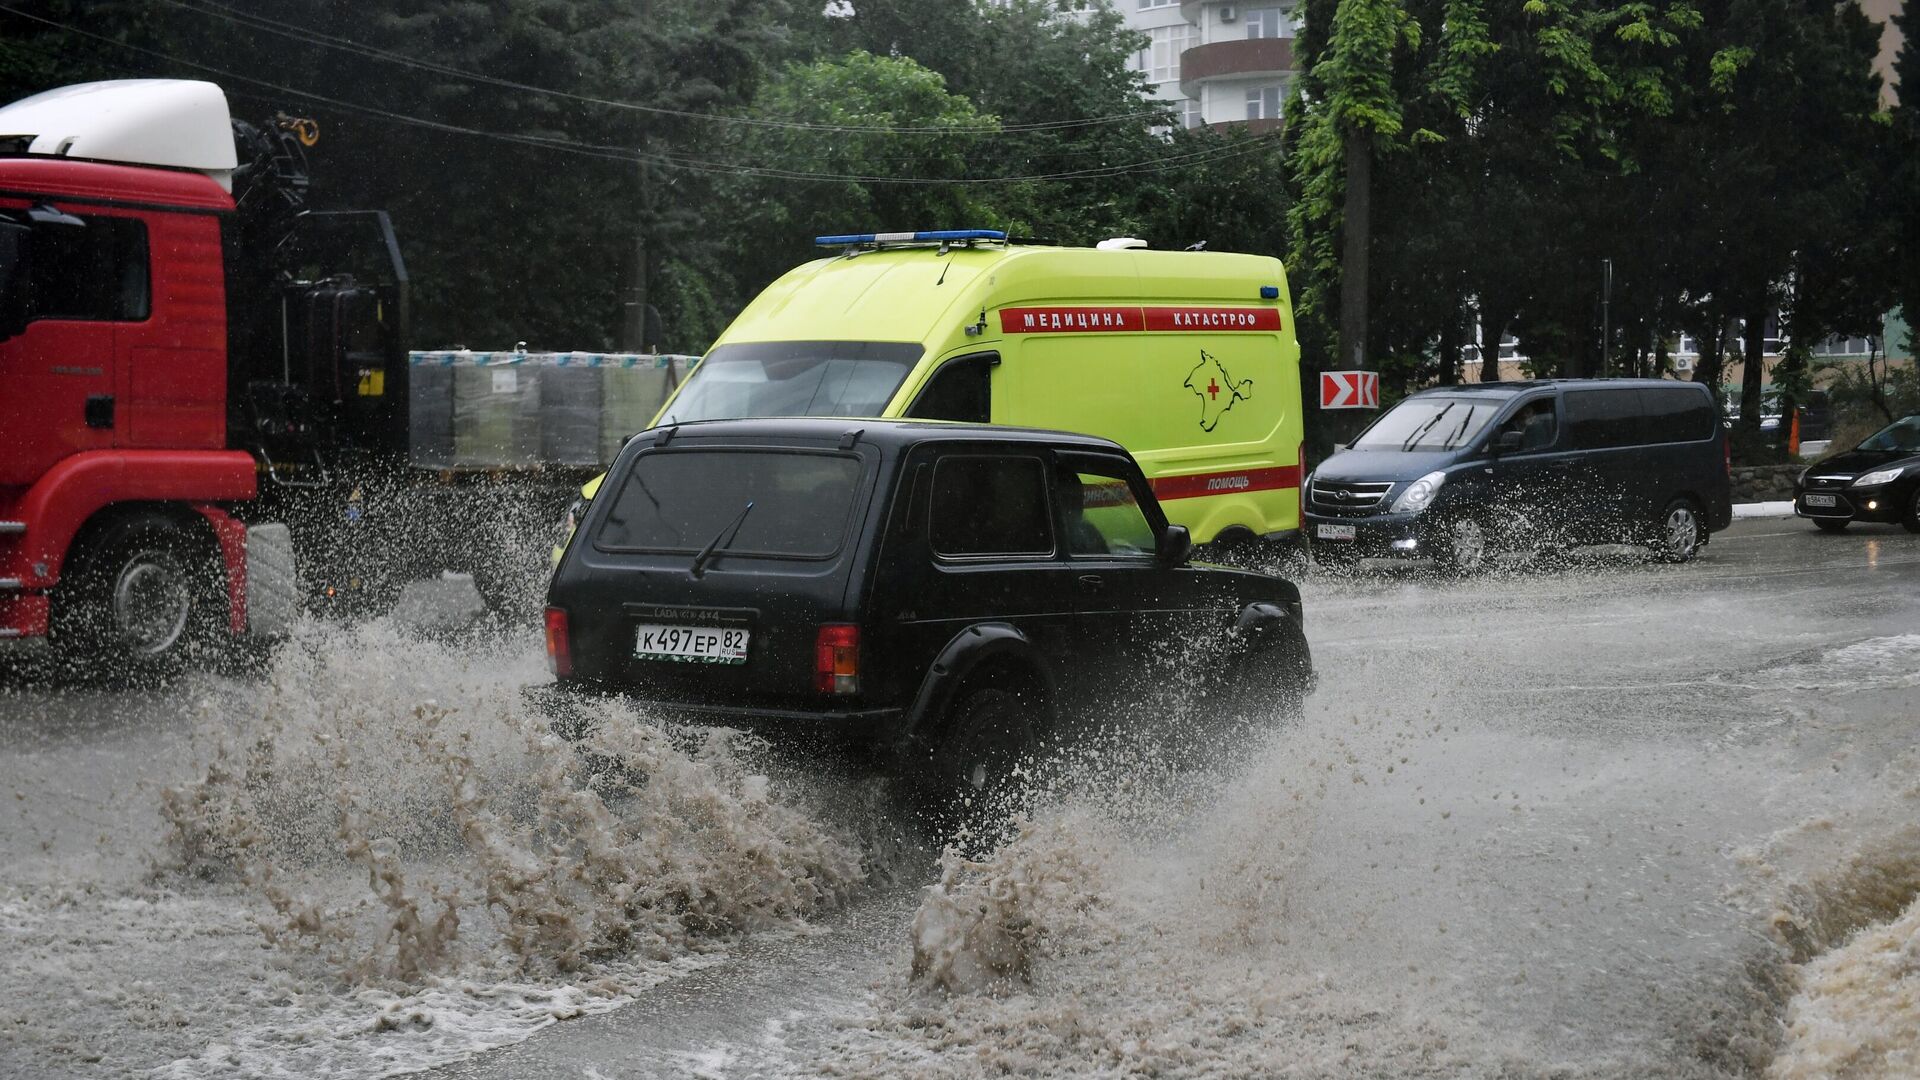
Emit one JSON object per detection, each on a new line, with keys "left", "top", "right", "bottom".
{"left": 3, "top": 518, "right": 1917, "bottom": 1078}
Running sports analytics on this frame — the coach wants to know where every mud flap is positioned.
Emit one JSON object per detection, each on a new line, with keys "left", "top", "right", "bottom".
{"left": 245, "top": 523, "right": 300, "bottom": 637}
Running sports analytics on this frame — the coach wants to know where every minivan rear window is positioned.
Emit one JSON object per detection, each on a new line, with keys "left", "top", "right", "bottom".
{"left": 1353, "top": 396, "right": 1504, "bottom": 451}
{"left": 595, "top": 449, "right": 862, "bottom": 558}
{"left": 662, "top": 341, "right": 923, "bottom": 423}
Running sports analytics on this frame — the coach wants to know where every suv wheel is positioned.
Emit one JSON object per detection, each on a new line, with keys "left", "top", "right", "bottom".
{"left": 938, "top": 685, "right": 1037, "bottom": 806}
{"left": 1655, "top": 498, "right": 1703, "bottom": 562}
{"left": 1436, "top": 517, "right": 1489, "bottom": 575}
{"left": 1813, "top": 517, "right": 1851, "bottom": 534}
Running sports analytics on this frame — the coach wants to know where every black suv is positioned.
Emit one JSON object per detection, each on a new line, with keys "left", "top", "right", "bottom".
{"left": 543, "top": 418, "right": 1312, "bottom": 789}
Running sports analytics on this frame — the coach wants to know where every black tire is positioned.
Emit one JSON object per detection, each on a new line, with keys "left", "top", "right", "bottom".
{"left": 1653, "top": 497, "right": 1705, "bottom": 562}
{"left": 53, "top": 511, "right": 223, "bottom": 679}
{"left": 921, "top": 684, "right": 1040, "bottom": 837}
{"left": 1433, "top": 515, "right": 1491, "bottom": 575}
{"left": 1814, "top": 518, "right": 1851, "bottom": 534}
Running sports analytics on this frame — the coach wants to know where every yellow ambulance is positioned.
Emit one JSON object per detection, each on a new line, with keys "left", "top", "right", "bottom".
{"left": 583, "top": 230, "right": 1304, "bottom": 553}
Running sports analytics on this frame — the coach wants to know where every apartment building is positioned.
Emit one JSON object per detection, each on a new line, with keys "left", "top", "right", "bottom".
{"left": 1117, "top": 1, "right": 1299, "bottom": 129}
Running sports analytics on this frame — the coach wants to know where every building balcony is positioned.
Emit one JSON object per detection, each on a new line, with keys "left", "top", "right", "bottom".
{"left": 1178, "top": 37, "right": 1296, "bottom": 98}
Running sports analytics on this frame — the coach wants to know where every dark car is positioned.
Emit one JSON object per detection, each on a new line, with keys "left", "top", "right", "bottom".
{"left": 542, "top": 418, "right": 1313, "bottom": 792}
{"left": 1305, "top": 379, "right": 1732, "bottom": 571}
{"left": 1793, "top": 414, "right": 1920, "bottom": 533}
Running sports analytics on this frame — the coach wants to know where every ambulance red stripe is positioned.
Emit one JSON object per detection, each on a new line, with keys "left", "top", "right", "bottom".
{"left": 1149, "top": 464, "right": 1302, "bottom": 501}
{"left": 998, "top": 306, "right": 1283, "bottom": 334}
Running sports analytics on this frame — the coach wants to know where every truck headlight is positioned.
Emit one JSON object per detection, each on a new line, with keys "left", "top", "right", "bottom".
{"left": 1391, "top": 471, "right": 1447, "bottom": 514}
{"left": 1853, "top": 467, "right": 1904, "bottom": 487}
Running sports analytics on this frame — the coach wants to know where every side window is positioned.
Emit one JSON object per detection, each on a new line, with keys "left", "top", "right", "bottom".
{"left": 907, "top": 355, "right": 994, "bottom": 424}
{"left": 1057, "top": 463, "right": 1157, "bottom": 558}
{"left": 1495, "top": 397, "right": 1559, "bottom": 451}
{"left": 1564, "top": 389, "right": 1643, "bottom": 450}
{"left": 929, "top": 455, "right": 1053, "bottom": 558}
{"left": 27, "top": 215, "right": 150, "bottom": 322}
{"left": 1638, "top": 387, "right": 1714, "bottom": 443}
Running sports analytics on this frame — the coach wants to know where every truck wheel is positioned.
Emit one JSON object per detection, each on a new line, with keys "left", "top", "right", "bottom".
{"left": 55, "top": 512, "right": 220, "bottom": 678}
{"left": 1654, "top": 498, "right": 1703, "bottom": 562}
{"left": 1813, "top": 518, "right": 1850, "bottom": 534}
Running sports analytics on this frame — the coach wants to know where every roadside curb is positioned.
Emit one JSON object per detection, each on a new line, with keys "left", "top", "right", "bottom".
{"left": 1733, "top": 501, "right": 1797, "bottom": 520}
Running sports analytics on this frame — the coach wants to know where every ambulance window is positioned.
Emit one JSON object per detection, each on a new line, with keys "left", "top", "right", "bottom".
{"left": 1057, "top": 463, "right": 1156, "bottom": 558}
{"left": 908, "top": 355, "right": 994, "bottom": 424}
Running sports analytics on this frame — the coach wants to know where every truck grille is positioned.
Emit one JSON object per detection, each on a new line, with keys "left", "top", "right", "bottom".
{"left": 1308, "top": 479, "right": 1395, "bottom": 515}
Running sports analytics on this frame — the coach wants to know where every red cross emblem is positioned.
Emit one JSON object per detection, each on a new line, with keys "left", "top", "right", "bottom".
{"left": 1206, "top": 378, "right": 1221, "bottom": 400}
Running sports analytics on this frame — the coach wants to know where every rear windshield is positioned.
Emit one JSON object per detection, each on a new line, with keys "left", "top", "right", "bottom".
{"left": 662, "top": 341, "right": 923, "bottom": 423}
{"left": 595, "top": 449, "right": 863, "bottom": 558}
{"left": 1353, "top": 396, "right": 1504, "bottom": 452}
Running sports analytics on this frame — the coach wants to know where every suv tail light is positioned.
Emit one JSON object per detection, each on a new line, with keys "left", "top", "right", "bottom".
{"left": 545, "top": 607, "right": 573, "bottom": 678}
{"left": 814, "top": 624, "right": 859, "bottom": 694}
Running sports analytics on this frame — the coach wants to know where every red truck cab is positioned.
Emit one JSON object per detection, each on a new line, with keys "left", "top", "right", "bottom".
{"left": 1, "top": 81, "right": 294, "bottom": 671}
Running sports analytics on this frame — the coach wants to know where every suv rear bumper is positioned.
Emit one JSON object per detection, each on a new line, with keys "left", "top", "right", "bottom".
{"left": 526, "top": 682, "right": 906, "bottom": 743}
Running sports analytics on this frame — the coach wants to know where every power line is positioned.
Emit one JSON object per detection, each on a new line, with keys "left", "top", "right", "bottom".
{"left": 0, "top": 4, "right": 1279, "bottom": 185}
{"left": 158, "top": 0, "right": 1170, "bottom": 137}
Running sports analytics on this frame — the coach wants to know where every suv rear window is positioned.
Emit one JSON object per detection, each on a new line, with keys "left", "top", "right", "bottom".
{"left": 595, "top": 449, "right": 861, "bottom": 557}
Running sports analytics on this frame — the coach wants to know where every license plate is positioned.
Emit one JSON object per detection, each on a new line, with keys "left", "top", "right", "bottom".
{"left": 635, "top": 624, "right": 750, "bottom": 664}
{"left": 1316, "top": 523, "right": 1357, "bottom": 541}
{"left": 1804, "top": 494, "right": 1837, "bottom": 508}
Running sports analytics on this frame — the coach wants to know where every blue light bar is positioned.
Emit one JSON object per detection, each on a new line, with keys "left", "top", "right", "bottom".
{"left": 814, "top": 229, "right": 1008, "bottom": 247}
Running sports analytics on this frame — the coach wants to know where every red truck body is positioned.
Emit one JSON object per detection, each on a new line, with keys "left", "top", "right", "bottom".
{"left": 0, "top": 157, "right": 263, "bottom": 643}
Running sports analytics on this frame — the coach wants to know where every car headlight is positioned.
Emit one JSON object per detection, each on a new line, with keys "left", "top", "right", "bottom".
{"left": 1391, "top": 470, "right": 1448, "bottom": 514}
{"left": 1853, "top": 467, "right": 1904, "bottom": 487}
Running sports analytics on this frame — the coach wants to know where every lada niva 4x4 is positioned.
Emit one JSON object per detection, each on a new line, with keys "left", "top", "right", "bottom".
{"left": 542, "top": 418, "right": 1313, "bottom": 791}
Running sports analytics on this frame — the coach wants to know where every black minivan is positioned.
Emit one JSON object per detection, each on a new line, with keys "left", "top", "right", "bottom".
{"left": 1305, "top": 379, "right": 1732, "bottom": 571}
{"left": 544, "top": 418, "right": 1312, "bottom": 790}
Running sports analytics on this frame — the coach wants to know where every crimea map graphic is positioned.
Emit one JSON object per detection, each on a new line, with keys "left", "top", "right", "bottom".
{"left": 1184, "top": 350, "right": 1252, "bottom": 432}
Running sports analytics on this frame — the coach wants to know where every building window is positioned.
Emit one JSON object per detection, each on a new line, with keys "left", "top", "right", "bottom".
{"left": 1139, "top": 0, "right": 1178, "bottom": 8}
{"left": 1812, "top": 335, "right": 1878, "bottom": 357}
{"left": 1182, "top": 99, "right": 1204, "bottom": 129}
{"left": 1246, "top": 84, "right": 1283, "bottom": 121}
{"left": 1146, "top": 25, "right": 1196, "bottom": 83}
{"left": 1244, "top": 6, "right": 1291, "bottom": 38}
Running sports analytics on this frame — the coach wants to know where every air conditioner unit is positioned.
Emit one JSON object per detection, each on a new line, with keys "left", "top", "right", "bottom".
{"left": 1220, "top": 5, "right": 1239, "bottom": 22}
{"left": 1674, "top": 354, "right": 1695, "bottom": 373}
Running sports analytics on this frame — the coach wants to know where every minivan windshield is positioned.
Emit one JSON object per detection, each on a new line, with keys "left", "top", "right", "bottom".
{"left": 595, "top": 449, "right": 862, "bottom": 557}
{"left": 1352, "top": 396, "right": 1505, "bottom": 452}
{"left": 663, "top": 341, "right": 923, "bottom": 423}
{"left": 1857, "top": 414, "right": 1920, "bottom": 453}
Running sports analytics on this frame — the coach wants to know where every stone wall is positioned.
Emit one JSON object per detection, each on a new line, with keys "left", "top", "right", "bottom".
{"left": 1730, "top": 464, "right": 1802, "bottom": 503}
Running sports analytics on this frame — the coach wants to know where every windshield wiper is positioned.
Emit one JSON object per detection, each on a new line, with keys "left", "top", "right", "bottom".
{"left": 689, "top": 501, "right": 754, "bottom": 578}
{"left": 1402, "top": 404, "right": 1454, "bottom": 451}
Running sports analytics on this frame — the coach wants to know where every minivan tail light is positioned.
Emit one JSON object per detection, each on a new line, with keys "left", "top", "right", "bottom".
{"left": 814, "top": 624, "right": 859, "bottom": 694}
{"left": 545, "top": 607, "right": 573, "bottom": 678}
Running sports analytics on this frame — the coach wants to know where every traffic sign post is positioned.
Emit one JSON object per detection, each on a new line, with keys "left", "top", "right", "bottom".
{"left": 1320, "top": 370, "right": 1380, "bottom": 410}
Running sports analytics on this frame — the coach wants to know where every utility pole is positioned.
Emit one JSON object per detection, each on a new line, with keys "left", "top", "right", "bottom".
{"left": 1332, "top": 127, "right": 1372, "bottom": 441}
{"left": 622, "top": 152, "right": 652, "bottom": 352}
{"left": 1600, "top": 258, "right": 1612, "bottom": 377}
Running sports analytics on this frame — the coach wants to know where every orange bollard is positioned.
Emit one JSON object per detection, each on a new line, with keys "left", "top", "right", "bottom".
{"left": 1788, "top": 408, "right": 1801, "bottom": 458}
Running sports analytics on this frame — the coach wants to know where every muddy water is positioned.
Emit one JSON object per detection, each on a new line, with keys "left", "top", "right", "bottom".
{"left": 3, "top": 526, "right": 1918, "bottom": 1078}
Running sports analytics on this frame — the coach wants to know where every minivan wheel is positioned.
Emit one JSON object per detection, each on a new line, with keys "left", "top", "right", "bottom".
{"left": 1814, "top": 518, "right": 1851, "bottom": 534}
{"left": 1655, "top": 499, "right": 1703, "bottom": 562}
{"left": 1436, "top": 517, "right": 1489, "bottom": 575}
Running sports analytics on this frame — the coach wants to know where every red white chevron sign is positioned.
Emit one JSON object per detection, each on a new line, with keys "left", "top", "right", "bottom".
{"left": 1320, "top": 370, "right": 1380, "bottom": 410}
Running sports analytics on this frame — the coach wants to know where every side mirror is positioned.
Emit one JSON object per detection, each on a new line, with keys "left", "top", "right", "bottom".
{"left": 1494, "top": 430, "right": 1523, "bottom": 454}
{"left": 0, "top": 220, "right": 30, "bottom": 343}
{"left": 1157, "top": 524, "right": 1192, "bottom": 566}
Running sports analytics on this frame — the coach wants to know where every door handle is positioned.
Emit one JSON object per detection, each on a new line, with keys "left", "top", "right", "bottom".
{"left": 84, "top": 395, "right": 115, "bottom": 429}
{"left": 1077, "top": 574, "right": 1106, "bottom": 592}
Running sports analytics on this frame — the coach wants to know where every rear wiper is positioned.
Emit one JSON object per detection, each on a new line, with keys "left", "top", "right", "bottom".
{"left": 689, "top": 501, "right": 754, "bottom": 578}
